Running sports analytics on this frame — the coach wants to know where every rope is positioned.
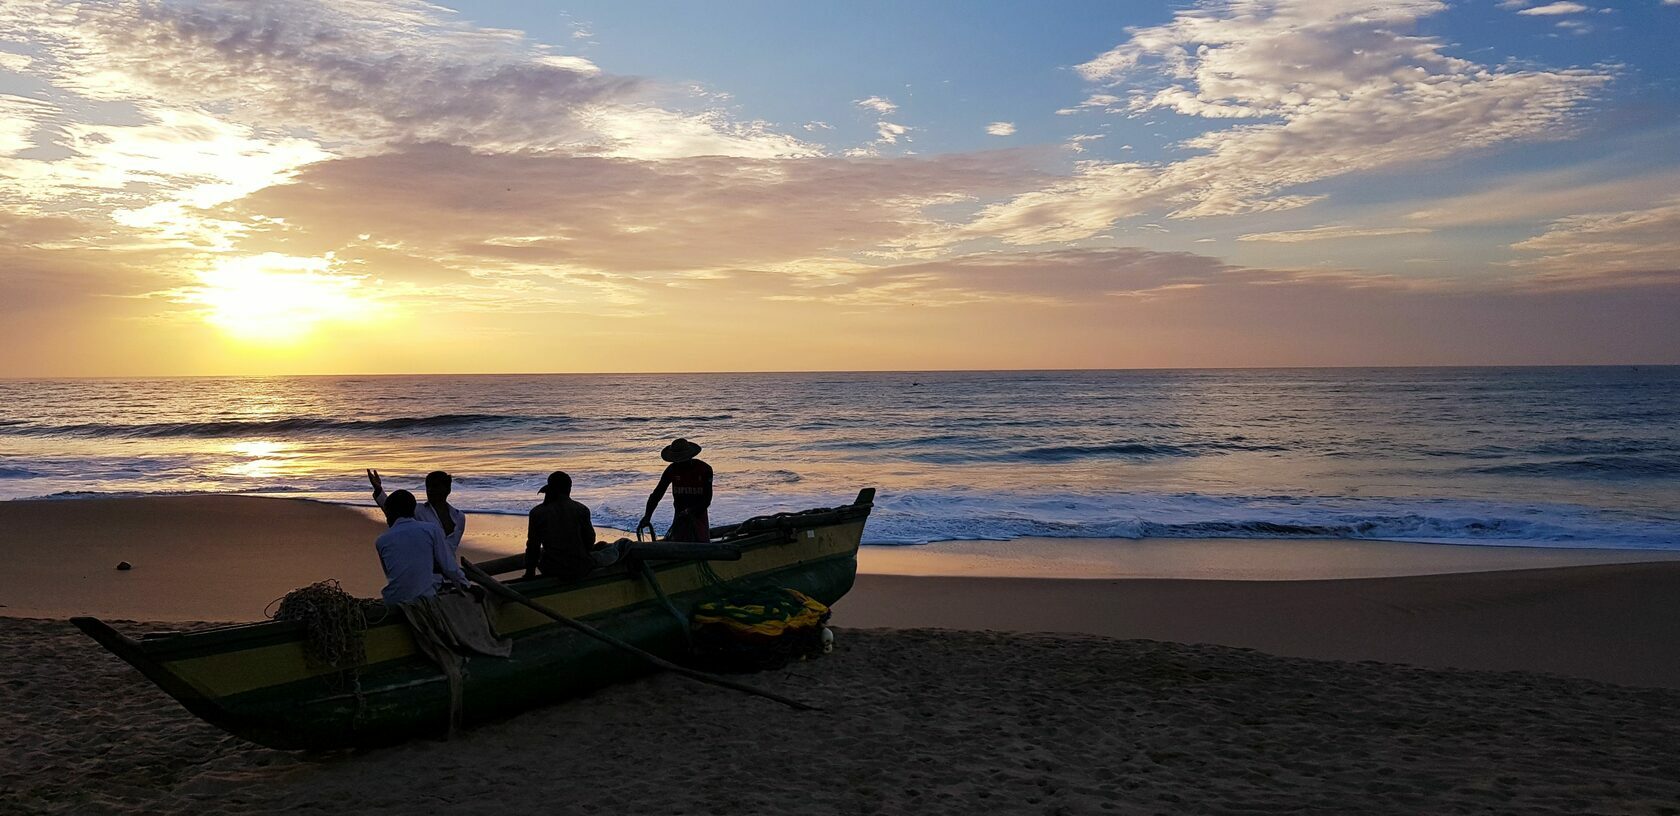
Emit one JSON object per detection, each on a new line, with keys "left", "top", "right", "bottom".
{"left": 266, "top": 580, "right": 384, "bottom": 672}
{"left": 697, "top": 559, "right": 734, "bottom": 590}
{"left": 462, "top": 559, "right": 820, "bottom": 711}
{"left": 637, "top": 559, "right": 694, "bottom": 652}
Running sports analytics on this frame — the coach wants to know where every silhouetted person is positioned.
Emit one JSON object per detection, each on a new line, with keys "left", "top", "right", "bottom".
{"left": 376, "top": 489, "right": 471, "bottom": 605}
{"left": 368, "top": 468, "right": 465, "bottom": 561}
{"left": 525, "top": 471, "right": 626, "bottom": 581}
{"left": 637, "top": 438, "right": 713, "bottom": 543}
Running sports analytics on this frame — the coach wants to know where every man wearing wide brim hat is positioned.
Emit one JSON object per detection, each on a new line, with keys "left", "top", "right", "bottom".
{"left": 638, "top": 438, "right": 713, "bottom": 542}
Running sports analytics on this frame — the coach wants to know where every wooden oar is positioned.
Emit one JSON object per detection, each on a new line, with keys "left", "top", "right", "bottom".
{"left": 460, "top": 558, "right": 819, "bottom": 712}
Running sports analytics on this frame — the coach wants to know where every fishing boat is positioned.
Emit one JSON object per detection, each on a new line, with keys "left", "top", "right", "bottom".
{"left": 72, "top": 489, "right": 874, "bottom": 750}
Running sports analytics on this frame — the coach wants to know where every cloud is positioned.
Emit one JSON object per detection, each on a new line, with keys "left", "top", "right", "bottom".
{"left": 1518, "top": 2, "right": 1589, "bottom": 14}
{"left": 962, "top": 0, "right": 1610, "bottom": 244}
{"left": 1, "top": 0, "right": 630, "bottom": 153}
{"left": 671, "top": 247, "right": 1679, "bottom": 365}
{"left": 1054, "top": 93, "right": 1122, "bottom": 115}
{"left": 840, "top": 247, "right": 1248, "bottom": 304}
{"left": 985, "top": 122, "right": 1017, "bottom": 136}
{"left": 1064, "top": 134, "right": 1105, "bottom": 153}
{"left": 854, "top": 96, "right": 898, "bottom": 115}
{"left": 216, "top": 144, "right": 1042, "bottom": 279}
{"left": 875, "top": 121, "right": 910, "bottom": 145}
{"left": 1510, "top": 198, "right": 1680, "bottom": 287}
{"left": 1404, "top": 167, "right": 1680, "bottom": 227}
{"left": 0, "top": 209, "right": 87, "bottom": 247}
{"left": 0, "top": 104, "right": 330, "bottom": 250}
{"left": 577, "top": 105, "right": 819, "bottom": 160}
{"left": 536, "top": 54, "right": 602, "bottom": 75}
{"left": 0, "top": 93, "right": 54, "bottom": 156}
{"left": 1237, "top": 225, "right": 1433, "bottom": 243}
{"left": 0, "top": 0, "right": 813, "bottom": 160}
{"left": 0, "top": 207, "right": 188, "bottom": 321}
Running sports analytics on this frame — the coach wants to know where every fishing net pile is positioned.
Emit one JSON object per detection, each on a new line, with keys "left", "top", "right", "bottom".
{"left": 268, "top": 580, "right": 385, "bottom": 671}
{"left": 688, "top": 587, "right": 830, "bottom": 672}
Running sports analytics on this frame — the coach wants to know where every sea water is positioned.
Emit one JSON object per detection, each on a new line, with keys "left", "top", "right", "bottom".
{"left": 0, "top": 368, "right": 1675, "bottom": 548}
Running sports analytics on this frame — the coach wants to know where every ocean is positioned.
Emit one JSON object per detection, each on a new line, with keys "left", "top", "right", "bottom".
{"left": 1, "top": 368, "right": 1676, "bottom": 549}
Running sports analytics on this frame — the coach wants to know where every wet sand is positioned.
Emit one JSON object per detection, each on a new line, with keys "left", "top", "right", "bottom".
{"left": 856, "top": 534, "right": 1680, "bottom": 579}
{"left": 840, "top": 565, "right": 1680, "bottom": 688}
{"left": 0, "top": 496, "right": 390, "bottom": 620}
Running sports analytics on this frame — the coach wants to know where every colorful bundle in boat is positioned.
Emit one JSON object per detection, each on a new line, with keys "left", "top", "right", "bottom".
{"left": 690, "top": 587, "right": 831, "bottom": 671}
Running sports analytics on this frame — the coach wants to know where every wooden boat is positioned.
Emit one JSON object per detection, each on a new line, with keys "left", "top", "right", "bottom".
{"left": 72, "top": 489, "right": 874, "bottom": 750}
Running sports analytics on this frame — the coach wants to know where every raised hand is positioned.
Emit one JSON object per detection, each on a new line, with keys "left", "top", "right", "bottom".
{"left": 366, "top": 468, "right": 383, "bottom": 493}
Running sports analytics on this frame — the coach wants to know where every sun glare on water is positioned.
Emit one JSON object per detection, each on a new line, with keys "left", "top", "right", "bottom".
{"left": 185, "top": 253, "right": 378, "bottom": 343}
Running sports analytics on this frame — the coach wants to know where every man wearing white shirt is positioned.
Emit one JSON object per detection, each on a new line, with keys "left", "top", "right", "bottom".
{"left": 375, "top": 489, "right": 472, "bottom": 605}
{"left": 367, "top": 468, "right": 466, "bottom": 560}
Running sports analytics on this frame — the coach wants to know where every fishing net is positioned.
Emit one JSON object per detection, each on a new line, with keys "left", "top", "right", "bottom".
{"left": 267, "top": 580, "right": 385, "bottom": 671}
{"left": 689, "top": 588, "right": 830, "bottom": 672}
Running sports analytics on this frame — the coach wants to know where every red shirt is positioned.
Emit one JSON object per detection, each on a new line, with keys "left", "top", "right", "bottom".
{"left": 666, "top": 459, "right": 713, "bottom": 512}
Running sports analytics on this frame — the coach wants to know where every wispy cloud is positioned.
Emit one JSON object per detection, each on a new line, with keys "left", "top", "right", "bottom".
{"left": 875, "top": 121, "right": 910, "bottom": 145}
{"left": 1404, "top": 167, "right": 1680, "bottom": 227}
{"left": 0, "top": 0, "right": 812, "bottom": 159}
{"left": 0, "top": 93, "right": 55, "bottom": 156}
{"left": 1064, "top": 134, "right": 1105, "bottom": 153}
{"left": 985, "top": 122, "right": 1017, "bottom": 136}
{"left": 221, "top": 145, "right": 1040, "bottom": 276}
{"left": 1, "top": 0, "right": 634, "bottom": 153}
{"left": 1238, "top": 225, "right": 1433, "bottom": 243}
{"left": 1511, "top": 198, "right": 1680, "bottom": 287}
{"left": 1054, "top": 93, "right": 1122, "bottom": 115}
{"left": 854, "top": 96, "right": 898, "bottom": 115}
{"left": 1517, "top": 2, "right": 1589, "bottom": 14}
{"left": 961, "top": 0, "right": 1610, "bottom": 244}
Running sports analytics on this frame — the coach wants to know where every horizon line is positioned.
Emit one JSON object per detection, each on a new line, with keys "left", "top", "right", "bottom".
{"left": 2, "top": 362, "right": 1676, "bottom": 381}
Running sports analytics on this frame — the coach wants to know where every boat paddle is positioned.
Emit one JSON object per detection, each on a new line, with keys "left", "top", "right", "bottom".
{"left": 459, "top": 558, "right": 820, "bottom": 712}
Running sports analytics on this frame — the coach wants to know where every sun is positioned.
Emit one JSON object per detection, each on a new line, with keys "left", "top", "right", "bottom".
{"left": 183, "top": 253, "right": 378, "bottom": 343}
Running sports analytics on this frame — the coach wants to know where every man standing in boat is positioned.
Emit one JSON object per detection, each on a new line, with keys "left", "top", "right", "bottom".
{"left": 367, "top": 468, "right": 465, "bottom": 564}
{"left": 637, "top": 438, "right": 713, "bottom": 543}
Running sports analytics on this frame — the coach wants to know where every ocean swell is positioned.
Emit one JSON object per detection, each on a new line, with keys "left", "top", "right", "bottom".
{"left": 1467, "top": 454, "right": 1680, "bottom": 479}
{"left": 0, "top": 413, "right": 549, "bottom": 439}
{"left": 838, "top": 491, "right": 1680, "bottom": 548}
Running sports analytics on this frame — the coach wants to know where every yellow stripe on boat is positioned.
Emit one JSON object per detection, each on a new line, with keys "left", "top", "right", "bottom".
{"left": 162, "top": 520, "right": 863, "bottom": 698}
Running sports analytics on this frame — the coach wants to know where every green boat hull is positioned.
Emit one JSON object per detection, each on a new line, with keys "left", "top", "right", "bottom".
{"left": 74, "top": 492, "right": 871, "bottom": 750}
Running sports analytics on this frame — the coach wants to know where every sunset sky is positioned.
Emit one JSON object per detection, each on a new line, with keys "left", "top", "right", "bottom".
{"left": 2, "top": 0, "right": 1677, "bottom": 375}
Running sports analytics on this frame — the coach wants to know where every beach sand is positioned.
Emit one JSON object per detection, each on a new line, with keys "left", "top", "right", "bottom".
{"left": 0, "top": 496, "right": 389, "bottom": 621}
{"left": 6, "top": 618, "right": 1680, "bottom": 815}
{"left": 5, "top": 496, "right": 1680, "bottom": 813}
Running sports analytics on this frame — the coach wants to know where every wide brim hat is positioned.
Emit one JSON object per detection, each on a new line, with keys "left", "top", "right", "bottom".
{"left": 661, "top": 438, "right": 702, "bottom": 462}
{"left": 537, "top": 470, "right": 569, "bottom": 493}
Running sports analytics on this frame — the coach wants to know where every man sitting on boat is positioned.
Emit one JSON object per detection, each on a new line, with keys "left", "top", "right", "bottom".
{"left": 525, "top": 471, "right": 627, "bottom": 581}
{"left": 368, "top": 468, "right": 465, "bottom": 563}
{"left": 376, "top": 489, "right": 474, "bottom": 605}
{"left": 636, "top": 438, "right": 713, "bottom": 543}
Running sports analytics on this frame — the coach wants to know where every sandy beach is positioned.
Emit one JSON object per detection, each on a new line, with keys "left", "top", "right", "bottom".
{"left": 7, "top": 618, "right": 1680, "bottom": 815}
{"left": 5, "top": 495, "right": 1680, "bottom": 814}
